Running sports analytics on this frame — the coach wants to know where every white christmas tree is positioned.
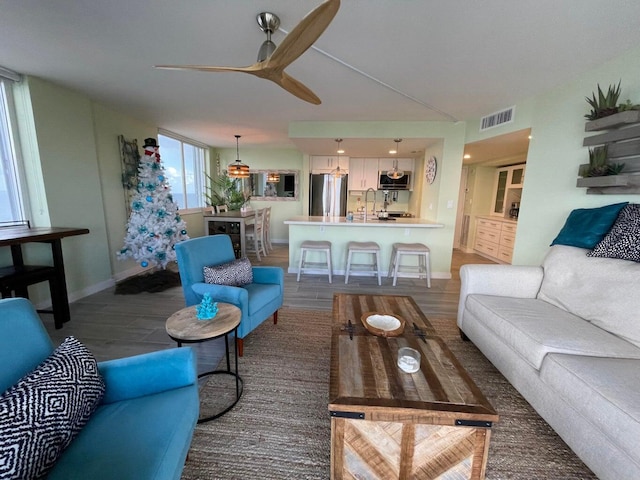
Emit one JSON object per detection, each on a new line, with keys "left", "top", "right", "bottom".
{"left": 117, "top": 138, "right": 189, "bottom": 269}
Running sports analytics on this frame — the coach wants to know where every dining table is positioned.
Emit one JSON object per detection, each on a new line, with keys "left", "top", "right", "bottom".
{"left": 0, "top": 225, "right": 90, "bottom": 328}
{"left": 203, "top": 210, "right": 257, "bottom": 258}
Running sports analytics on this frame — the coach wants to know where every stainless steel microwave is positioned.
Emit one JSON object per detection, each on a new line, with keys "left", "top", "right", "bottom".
{"left": 378, "top": 172, "right": 411, "bottom": 190}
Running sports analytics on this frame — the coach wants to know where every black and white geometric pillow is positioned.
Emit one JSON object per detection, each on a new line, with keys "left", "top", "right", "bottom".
{"left": 588, "top": 204, "right": 640, "bottom": 262}
{"left": 0, "top": 336, "right": 105, "bottom": 480}
{"left": 203, "top": 257, "right": 253, "bottom": 286}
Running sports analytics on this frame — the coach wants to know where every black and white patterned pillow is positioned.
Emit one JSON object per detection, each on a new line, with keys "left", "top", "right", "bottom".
{"left": 588, "top": 204, "right": 640, "bottom": 262}
{"left": 0, "top": 336, "right": 105, "bottom": 480}
{"left": 203, "top": 257, "right": 253, "bottom": 286}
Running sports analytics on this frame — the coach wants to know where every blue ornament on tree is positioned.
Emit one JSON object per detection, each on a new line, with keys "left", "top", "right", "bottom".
{"left": 141, "top": 261, "right": 148, "bottom": 268}
{"left": 146, "top": 195, "right": 153, "bottom": 202}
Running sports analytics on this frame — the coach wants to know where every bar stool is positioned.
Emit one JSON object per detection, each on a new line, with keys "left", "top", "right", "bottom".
{"left": 297, "top": 240, "right": 333, "bottom": 283}
{"left": 344, "top": 241, "right": 381, "bottom": 285}
{"left": 388, "top": 242, "right": 431, "bottom": 288}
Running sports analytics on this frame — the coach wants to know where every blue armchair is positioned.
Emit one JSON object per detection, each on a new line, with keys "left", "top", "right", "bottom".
{"left": 175, "top": 235, "right": 284, "bottom": 356}
{"left": 0, "top": 297, "right": 199, "bottom": 480}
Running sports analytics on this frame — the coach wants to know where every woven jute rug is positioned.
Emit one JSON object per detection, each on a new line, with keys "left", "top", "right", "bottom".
{"left": 181, "top": 307, "right": 596, "bottom": 479}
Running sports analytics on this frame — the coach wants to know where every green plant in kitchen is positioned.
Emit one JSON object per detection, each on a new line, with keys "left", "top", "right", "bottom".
{"left": 204, "top": 171, "right": 249, "bottom": 210}
{"left": 585, "top": 81, "right": 621, "bottom": 120}
{"left": 580, "top": 145, "right": 625, "bottom": 177}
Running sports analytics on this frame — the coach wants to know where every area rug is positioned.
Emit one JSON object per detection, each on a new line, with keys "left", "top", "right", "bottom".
{"left": 181, "top": 307, "right": 596, "bottom": 479}
{"left": 114, "top": 269, "right": 181, "bottom": 294}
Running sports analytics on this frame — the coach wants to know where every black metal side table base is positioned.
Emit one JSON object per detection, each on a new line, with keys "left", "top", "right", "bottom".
{"left": 197, "top": 370, "right": 244, "bottom": 423}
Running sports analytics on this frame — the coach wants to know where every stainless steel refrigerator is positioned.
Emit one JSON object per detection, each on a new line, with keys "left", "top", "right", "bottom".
{"left": 309, "top": 173, "right": 349, "bottom": 217}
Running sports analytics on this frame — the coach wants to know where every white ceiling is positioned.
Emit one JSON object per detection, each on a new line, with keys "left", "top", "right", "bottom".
{"left": 2, "top": 1, "right": 640, "bottom": 160}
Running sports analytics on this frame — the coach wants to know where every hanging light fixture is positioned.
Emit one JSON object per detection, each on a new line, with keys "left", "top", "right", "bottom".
{"left": 387, "top": 138, "right": 405, "bottom": 179}
{"left": 331, "top": 138, "right": 346, "bottom": 178}
{"left": 266, "top": 172, "right": 280, "bottom": 183}
{"left": 227, "top": 135, "right": 250, "bottom": 178}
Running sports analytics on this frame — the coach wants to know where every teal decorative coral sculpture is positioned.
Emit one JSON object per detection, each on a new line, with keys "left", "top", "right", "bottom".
{"left": 196, "top": 293, "right": 218, "bottom": 320}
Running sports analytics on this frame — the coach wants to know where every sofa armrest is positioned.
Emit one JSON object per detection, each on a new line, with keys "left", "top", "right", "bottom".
{"left": 457, "top": 264, "right": 544, "bottom": 328}
{"left": 98, "top": 347, "right": 197, "bottom": 405}
{"left": 191, "top": 282, "right": 249, "bottom": 306}
{"left": 252, "top": 266, "right": 284, "bottom": 287}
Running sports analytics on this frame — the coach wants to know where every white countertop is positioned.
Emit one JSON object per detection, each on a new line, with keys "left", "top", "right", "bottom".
{"left": 284, "top": 216, "right": 444, "bottom": 228}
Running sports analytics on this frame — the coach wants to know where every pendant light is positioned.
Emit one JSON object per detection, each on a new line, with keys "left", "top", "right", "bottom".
{"left": 387, "top": 139, "right": 405, "bottom": 179}
{"left": 227, "top": 135, "right": 250, "bottom": 178}
{"left": 331, "top": 138, "right": 346, "bottom": 178}
{"left": 266, "top": 172, "right": 280, "bottom": 183}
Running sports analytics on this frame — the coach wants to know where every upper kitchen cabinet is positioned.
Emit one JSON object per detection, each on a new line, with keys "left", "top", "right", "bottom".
{"left": 490, "top": 164, "right": 525, "bottom": 216}
{"left": 310, "top": 155, "right": 349, "bottom": 173}
{"left": 348, "top": 158, "right": 379, "bottom": 191}
{"left": 378, "top": 158, "right": 415, "bottom": 172}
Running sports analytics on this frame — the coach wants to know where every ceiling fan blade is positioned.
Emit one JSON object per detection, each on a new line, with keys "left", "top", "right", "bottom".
{"left": 271, "top": 72, "right": 321, "bottom": 105}
{"left": 267, "top": 0, "right": 340, "bottom": 69}
{"left": 154, "top": 64, "right": 261, "bottom": 74}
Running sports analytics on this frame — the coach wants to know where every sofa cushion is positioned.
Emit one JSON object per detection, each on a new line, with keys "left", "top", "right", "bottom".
{"left": 550, "top": 202, "right": 628, "bottom": 249}
{"left": 465, "top": 295, "right": 640, "bottom": 370}
{"left": 538, "top": 245, "right": 640, "bottom": 348}
{"left": 540, "top": 354, "right": 640, "bottom": 466}
{"left": 0, "top": 337, "right": 105, "bottom": 479}
{"left": 588, "top": 203, "right": 640, "bottom": 263}
{"left": 203, "top": 257, "right": 253, "bottom": 286}
{"left": 48, "top": 385, "right": 198, "bottom": 480}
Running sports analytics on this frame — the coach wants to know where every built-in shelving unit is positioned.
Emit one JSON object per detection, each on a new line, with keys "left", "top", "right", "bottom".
{"left": 578, "top": 110, "right": 640, "bottom": 194}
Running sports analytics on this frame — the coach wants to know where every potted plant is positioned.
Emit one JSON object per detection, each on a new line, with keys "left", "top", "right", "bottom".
{"left": 585, "top": 81, "right": 621, "bottom": 120}
{"left": 204, "top": 171, "right": 249, "bottom": 211}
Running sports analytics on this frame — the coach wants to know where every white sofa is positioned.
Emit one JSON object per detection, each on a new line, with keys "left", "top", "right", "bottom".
{"left": 457, "top": 245, "right": 640, "bottom": 480}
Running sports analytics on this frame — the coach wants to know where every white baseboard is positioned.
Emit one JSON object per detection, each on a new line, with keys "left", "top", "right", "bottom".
{"left": 287, "top": 267, "right": 451, "bottom": 280}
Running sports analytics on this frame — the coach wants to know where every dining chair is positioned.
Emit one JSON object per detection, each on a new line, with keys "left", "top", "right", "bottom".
{"left": 263, "top": 207, "right": 273, "bottom": 253}
{"left": 245, "top": 208, "right": 267, "bottom": 261}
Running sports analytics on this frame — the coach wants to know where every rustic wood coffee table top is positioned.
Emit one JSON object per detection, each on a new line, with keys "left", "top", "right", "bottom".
{"left": 329, "top": 293, "right": 498, "bottom": 423}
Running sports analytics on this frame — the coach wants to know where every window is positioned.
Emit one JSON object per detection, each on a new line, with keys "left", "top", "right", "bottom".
{"left": 158, "top": 131, "right": 207, "bottom": 211}
{"left": 0, "top": 78, "right": 27, "bottom": 225}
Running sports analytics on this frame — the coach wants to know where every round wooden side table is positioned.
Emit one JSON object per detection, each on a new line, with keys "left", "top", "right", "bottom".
{"left": 166, "top": 302, "right": 243, "bottom": 423}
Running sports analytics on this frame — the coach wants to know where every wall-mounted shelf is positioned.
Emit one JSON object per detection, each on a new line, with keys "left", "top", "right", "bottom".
{"left": 578, "top": 111, "right": 640, "bottom": 194}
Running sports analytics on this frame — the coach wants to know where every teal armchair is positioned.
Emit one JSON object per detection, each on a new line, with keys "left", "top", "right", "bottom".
{"left": 0, "top": 297, "right": 199, "bottom": 480}
{"left": 175, "top": 235, "right": 284, "bottom": 356}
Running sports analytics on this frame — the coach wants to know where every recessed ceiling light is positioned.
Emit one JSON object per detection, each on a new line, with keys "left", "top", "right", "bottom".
{"left": 463, "top": 154, "right": 471, "bottom": 159}
{"left": 389, "top": 149, "right": 397, "bottom": 154}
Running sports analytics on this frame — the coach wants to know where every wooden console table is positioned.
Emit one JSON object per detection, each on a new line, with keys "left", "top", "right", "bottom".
{"left": 203, "top": 211, "right": 256, "bottom": 258}
{"left": 329, "top": 293, "right": 498, "bottom": 479}
{"left": 0, "top": 226, "right": 90, "bottom": 328}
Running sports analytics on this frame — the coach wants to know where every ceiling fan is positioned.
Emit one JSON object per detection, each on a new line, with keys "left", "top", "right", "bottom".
{"left": 155, "top": 0, "right": 340, "bottom": 105}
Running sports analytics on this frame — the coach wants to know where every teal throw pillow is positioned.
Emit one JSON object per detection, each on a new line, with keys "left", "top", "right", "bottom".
{"left": 551, "top": 202, "right": 628, "bottom": 249}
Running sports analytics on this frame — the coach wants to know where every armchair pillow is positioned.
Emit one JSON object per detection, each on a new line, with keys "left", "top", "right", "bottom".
{"left": 203, "top": 257, "right": 253, "bottom": 286}
{"left": 0, "top": 336, "right": 105, "bottom": 479}
{"left": 550, "top": 202, "right": 628, "bottom": 249}
{"left": 588, "top": 203, "right": 640, "bottom": 262}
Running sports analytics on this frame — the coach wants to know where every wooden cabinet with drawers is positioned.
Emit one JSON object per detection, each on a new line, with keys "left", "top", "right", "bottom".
{"left": 474, "top": 217, "right": 517, "bottom": 264}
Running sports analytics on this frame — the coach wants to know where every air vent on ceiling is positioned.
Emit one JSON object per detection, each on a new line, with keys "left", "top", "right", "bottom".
{"left": 480, "top": 106, "right": 515, "bottom": 132}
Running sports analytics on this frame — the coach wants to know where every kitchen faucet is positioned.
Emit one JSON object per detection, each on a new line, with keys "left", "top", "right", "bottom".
{"left": 364, "top": 188, "right": 376, "bottom": 222}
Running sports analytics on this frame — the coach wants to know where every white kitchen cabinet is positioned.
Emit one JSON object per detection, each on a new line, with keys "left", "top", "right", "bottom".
{"left": 348, "top": 158, "right": 379, "bottom": 191}
{"left": 474, "top": 217, "right": 517, "bottom": 264}
{"left": 310, "top": 155, "right": 349, "bottom": 173}
{"left": 378, "top": 157, "right": 414, "bottom": 172}
{"left": 490, "top": 164, "right": 525, "bottom": 216}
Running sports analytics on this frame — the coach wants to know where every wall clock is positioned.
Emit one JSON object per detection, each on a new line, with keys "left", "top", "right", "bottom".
{"left": 426, "top": 156, "right": 437, "bottom": 184}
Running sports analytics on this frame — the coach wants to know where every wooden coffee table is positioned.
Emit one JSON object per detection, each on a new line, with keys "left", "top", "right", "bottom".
{"left": 329, "top": 293, "right": 498, "bottom": 480}
{"left": 166, "top": 302, "right": 243, "bottom": 423}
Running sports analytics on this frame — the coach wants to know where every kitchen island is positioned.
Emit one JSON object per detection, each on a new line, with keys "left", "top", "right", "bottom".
{"left": 284, "top": 216, "right": 445, "bottom": 279}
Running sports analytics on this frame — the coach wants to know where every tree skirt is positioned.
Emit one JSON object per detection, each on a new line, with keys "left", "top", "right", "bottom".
{"left": 114, "top": 269, "right": 181, "bottom": 294}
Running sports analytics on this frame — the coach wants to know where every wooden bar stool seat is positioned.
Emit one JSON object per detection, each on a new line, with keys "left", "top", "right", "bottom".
{"left": 388, "top": 242, "right": 431, "bottom": 288}
{"left": 297, "top": 240, "right": 333, "bottom": 283}
{"left": 344, "top": 241, "right": 381, "bottom": 285}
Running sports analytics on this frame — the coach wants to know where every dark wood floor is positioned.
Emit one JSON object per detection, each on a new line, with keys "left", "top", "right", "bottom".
{"left": 42, "top": 245, "right": 495, "bottom": 372}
